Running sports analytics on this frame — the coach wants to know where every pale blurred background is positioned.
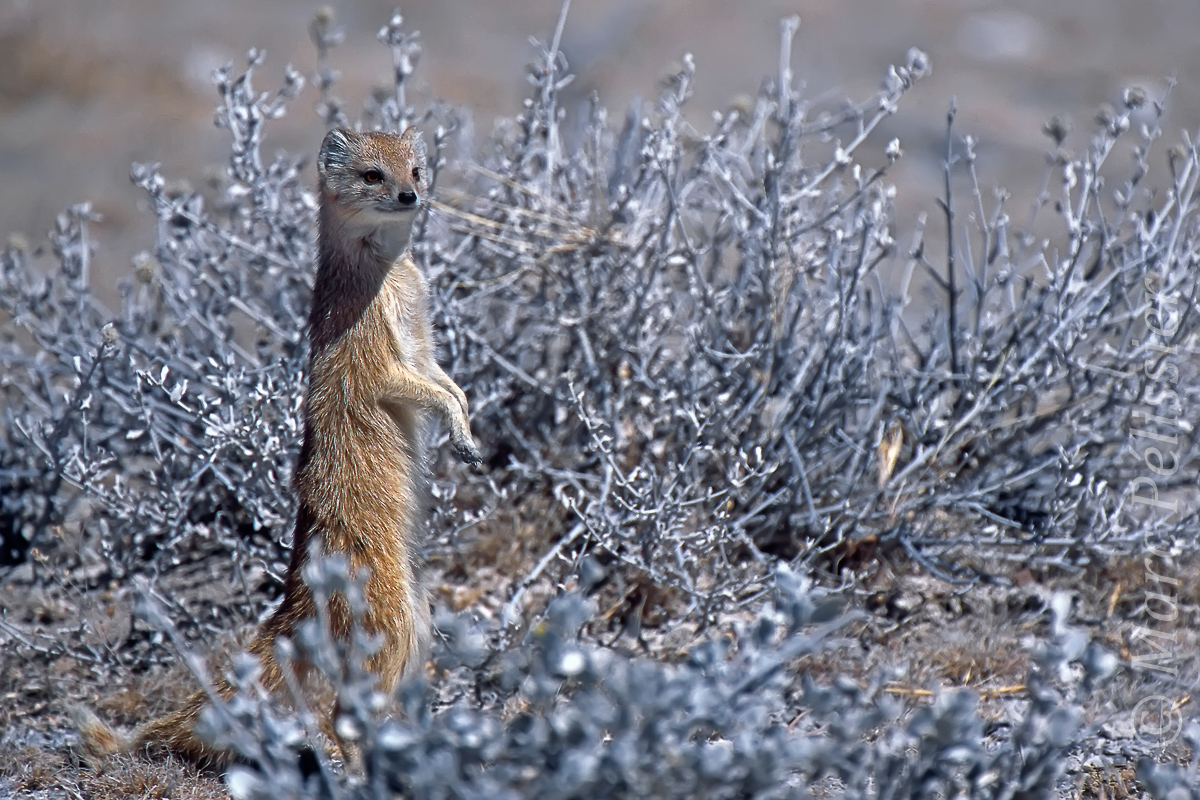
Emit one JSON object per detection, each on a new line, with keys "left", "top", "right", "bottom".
{"left": 3, "top": 0, "right": 1199, "bottom": 285}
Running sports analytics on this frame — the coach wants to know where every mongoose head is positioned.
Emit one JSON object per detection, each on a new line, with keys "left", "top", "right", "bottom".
{"left": 317, "top": 126, "right": 429, "bottom": 258}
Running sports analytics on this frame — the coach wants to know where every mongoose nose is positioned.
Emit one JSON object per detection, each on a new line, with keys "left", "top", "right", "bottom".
{"left": 397, "top": 190, "right": 418, "bottom": 206}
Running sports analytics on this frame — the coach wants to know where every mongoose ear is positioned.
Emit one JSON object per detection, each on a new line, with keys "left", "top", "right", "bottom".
{"left": 318, "top": 128, "right": 357, "bottom": 184}
{"left": 399, "top": 125, "right": 422, "bottom": 150}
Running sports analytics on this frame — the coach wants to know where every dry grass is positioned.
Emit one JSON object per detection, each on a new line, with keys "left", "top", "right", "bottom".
{"left": 1, "top": 748, "right": 229, "bottom": 800}
{"left": 1075, "top": 761, "right": 1140, "bottom": 800}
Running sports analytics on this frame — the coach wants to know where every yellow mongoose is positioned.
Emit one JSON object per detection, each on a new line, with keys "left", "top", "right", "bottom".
{"left": 76, "top": 126, "right": 481, "bottom": 765}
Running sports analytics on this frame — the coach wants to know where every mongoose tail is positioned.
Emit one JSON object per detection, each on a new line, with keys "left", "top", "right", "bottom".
{"left": 72, "top": 690, "right": 225, "bottom": 766}
{"left": 71, "top": 704, "right": 129, "bottom": 761}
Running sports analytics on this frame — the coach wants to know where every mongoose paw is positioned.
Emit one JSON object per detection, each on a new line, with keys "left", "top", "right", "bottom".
{"left": 453, "top": 437, "right": 483, "bottom": 466}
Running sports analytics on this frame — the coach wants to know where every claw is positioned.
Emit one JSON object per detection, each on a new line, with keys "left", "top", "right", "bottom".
{"left": 453, "top": 438, "right": 483, "bottom": 465}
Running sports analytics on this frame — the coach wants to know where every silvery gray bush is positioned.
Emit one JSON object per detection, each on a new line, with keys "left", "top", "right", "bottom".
{"left": 1, "top": 5, "right": 1197, "bottom": 797}
{"left": 188, "top": 558, "right": 1124, "bottom": 799}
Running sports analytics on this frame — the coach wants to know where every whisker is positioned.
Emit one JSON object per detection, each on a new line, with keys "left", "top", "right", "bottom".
{"left": 434, "top": 192, "right": 594, "bottom": 238}
{"left": 465, "top": 163, "right": 573, "bottom": 214}
{"left": 435, "top": 203, "right": 596, "bottom": 253}
{"left": 445, "top": 224, "right": 537, "bottom": 253}
{"left": 431, "top": 200, "right": 537, "bottom": 235}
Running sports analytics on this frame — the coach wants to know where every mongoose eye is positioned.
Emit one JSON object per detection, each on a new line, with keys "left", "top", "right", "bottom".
{"left": 411, "top": 166, "right": 421, "bottom": 183}
{"left": 362, "top": 169, "right": 385, "bottom": 185}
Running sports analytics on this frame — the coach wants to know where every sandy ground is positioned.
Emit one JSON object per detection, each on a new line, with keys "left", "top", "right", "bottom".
{"left": 3, "top": 0, "right": 1200, "bottom": 299}
{"left": 3, "top": 522, "right": 1197, "bottom": 798}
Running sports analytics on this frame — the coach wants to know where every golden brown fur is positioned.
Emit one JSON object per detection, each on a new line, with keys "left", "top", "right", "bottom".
{"left": 76, "top": 126, "right": 480, "bottom": 767}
